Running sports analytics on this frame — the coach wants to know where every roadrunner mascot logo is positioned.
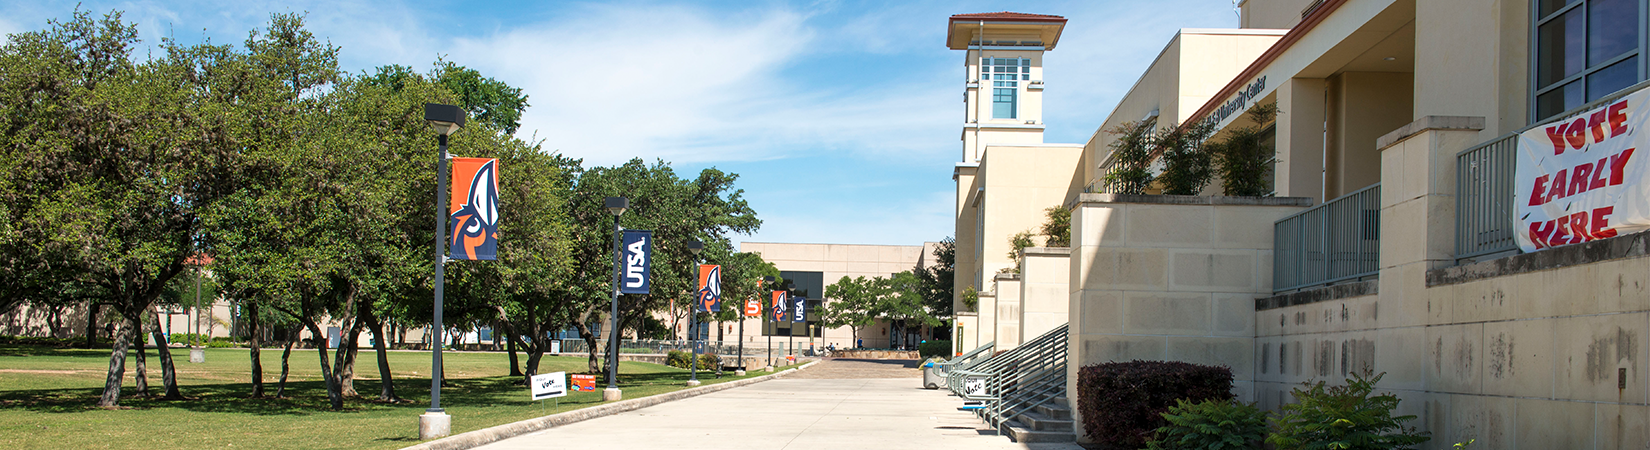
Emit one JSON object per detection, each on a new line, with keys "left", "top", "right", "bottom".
{"left": 697, "top": 265, "right": 722, "bottom": 313}
{"left": 450, "top": 158, "right": 499, "bottom": 260}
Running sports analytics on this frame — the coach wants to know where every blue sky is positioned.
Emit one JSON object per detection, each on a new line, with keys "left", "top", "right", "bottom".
{"left": 1, "top": 0, "right": 1241, "bottom": 247}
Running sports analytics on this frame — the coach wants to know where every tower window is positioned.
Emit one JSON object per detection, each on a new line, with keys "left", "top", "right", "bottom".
{"left": 984, "top": 57, "right": 1029, "bottom": 119}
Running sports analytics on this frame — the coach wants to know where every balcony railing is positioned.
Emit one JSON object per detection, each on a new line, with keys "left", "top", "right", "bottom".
{"left": 1273, "top": 184, "right": 1381, "bottom": 292}
{"left": 1455, "top": 133, "right": 1520, "bottom": 261}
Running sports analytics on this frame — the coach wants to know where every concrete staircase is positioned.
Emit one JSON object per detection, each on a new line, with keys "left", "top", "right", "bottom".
{"left": 1003, "top": 396, "right": 1075, "bottom": 443}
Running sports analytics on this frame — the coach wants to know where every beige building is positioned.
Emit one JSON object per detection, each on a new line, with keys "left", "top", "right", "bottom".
{"left": 954, "top": 0, "right": 1650, "bottom": 446}
{"left": 736, "top": 241, "right": 934, "bottom": 350}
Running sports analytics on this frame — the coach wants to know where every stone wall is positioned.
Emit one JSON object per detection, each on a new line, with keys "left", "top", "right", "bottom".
{"left": 1066, "top": 193, "right": 1309, "bottom": 442}
{"left": 1019, "top": 247, "right": 1070, "bottom": 345}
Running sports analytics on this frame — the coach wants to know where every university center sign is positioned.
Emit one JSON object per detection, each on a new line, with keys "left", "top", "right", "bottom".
{"left": 1515, "top": 91, "right": 1647, "bottom": 252}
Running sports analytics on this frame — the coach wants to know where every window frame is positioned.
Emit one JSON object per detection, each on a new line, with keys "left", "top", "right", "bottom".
{"left": 983, "top": 57, "right": 1030, "bottom": 119}
{"left": 1530, "top": 0, "right": 1649, "bottom": 122}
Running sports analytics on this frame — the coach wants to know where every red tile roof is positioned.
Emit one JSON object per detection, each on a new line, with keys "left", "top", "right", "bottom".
{"left": 949, "top": 12, "right": 1067, "bottom": 23}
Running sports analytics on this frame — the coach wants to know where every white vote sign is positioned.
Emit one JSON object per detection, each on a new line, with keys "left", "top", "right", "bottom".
{"left": 530, "top": 371, "right": 567, "bottom": 400}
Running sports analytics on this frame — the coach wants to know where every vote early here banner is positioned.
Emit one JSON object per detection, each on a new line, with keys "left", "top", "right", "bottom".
{"left": 1515, "top": 90, "right": 1647, "bottom": 252}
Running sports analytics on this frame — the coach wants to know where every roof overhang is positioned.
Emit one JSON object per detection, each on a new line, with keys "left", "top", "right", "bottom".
{"left": 947, "top": 12, "right": 1067, "bottom": 50}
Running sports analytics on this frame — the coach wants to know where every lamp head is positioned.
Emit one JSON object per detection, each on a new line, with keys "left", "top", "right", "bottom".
{"left": 687, "top": 240, "right": 704, "bottom": 255}
{"left": 604, "top": 197, "right": 628, "bottom": 216}
{"left": 424, "top": 103, "right": 467, "bottom": 136}
{"left": 762, "top": 276, "right": 774, "bottom": 283}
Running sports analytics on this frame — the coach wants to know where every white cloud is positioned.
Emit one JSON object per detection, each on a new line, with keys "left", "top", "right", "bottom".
{"left": 446, "top": 3, "right": 957, "bottom": 166}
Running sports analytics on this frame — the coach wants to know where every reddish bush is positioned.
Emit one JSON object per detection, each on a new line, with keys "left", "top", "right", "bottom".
{"left": 1076, "top": 360, "right": 1233, "bottom": 448}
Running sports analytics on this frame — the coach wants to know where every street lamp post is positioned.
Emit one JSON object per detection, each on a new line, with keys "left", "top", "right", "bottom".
{"left": 602, "top": 197, "right": 628, "bottom": 402}
{"left": 686, "top": 240, "right": 704, "bottom": 387}
{"left": 420, "top": 103, "right": 464, "bottom": 441}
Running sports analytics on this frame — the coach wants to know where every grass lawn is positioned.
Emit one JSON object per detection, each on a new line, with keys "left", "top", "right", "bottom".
{"left": 0, "top": 344, "right": 799, "bottom": 449}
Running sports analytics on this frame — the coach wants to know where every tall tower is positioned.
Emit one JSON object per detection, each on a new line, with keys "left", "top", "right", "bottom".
{"left": 947, "top": 12, "right": 1068, "bottom": 352}
{"left": 946, "top": 12, "right": 1067, "bottom": 164}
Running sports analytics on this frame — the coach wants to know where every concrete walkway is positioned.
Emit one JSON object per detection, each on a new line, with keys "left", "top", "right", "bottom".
{"left": 474, "top": 360, "right": 1082, "bottom": 450}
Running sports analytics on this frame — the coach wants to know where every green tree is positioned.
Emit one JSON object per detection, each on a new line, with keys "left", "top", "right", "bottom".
{"left": 1039, "top": 207, "right": 1071, "bottom": 247}
{"left": 434, "top": 61, "right": 530, "bottom": 135}
{"left": 914, "top": 238, "right": 954, "bottom": 317}
{"left": 822, "top": 276, "right": 881, "bottom": 343}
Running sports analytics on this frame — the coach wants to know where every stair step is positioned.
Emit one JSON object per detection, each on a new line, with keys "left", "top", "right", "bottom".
{"left": 1018, "top": 411, "right": 1074, "bottom": 432}
{"left": 1050, "top": 396, "right": 1068, "bottom": 408}
{"left": 1035, "top": 402, "right": 1072, "bottom": 420}
{"left": 1004, "top": 420, "right": 1076, "bottom": 443}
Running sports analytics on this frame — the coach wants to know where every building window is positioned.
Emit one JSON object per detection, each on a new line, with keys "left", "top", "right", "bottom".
{"left": 1533, "top": 0, "right": 1642, "bottom": 120}
{"left": 984, "top": 57, "right": 1029, "bottom": 119}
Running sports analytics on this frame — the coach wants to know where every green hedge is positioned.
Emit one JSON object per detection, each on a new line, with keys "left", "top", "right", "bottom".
{"left": 1077, "top": 360, "right": 1233, "bottom": 448}
{"left": 918, "top": 340, "right": 951, "bottom": 358}
{"left": 664, "top": 350, "right": 720, "bottom": 370}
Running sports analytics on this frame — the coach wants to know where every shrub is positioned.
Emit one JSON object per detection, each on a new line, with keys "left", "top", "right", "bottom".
{"left": 1209, "top": 104, "right": 1279, "bottom": 197}
{"left": 1102, "top": 121, "right": 1156, "bottom": 194}
{"left": 918, "top": 340, "right": 951, "bottom": 358}
{"left": 1268, "top": 372, "right": 1429, "bottom": 450}
{"left": 1076, "top": 360, "right": 1234, "bottom": 448}
{"left": 666, "top": 350, "right": 692, "bottom": 368}
{"left": 666, "top": 350, "right": 720, "bottom": 370}
{"left": 1146, "top": 398, "right": 1268, "bottom": 450}
{"left": 1155, "top": 121, "right": 1217, "bottom": 195}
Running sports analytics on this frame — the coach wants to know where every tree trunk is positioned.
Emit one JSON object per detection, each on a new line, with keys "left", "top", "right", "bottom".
{"left": 276, "top": 328, "right": 295, "bottom": 398}
{"left": 362, "top": 308, "right": 399, "bottom": 402}
{"left": 303, "top": 320, "right": 343, "bottom": 410}
{"left": 335, "top": 315, "right": 363, "bottom": 398}
{"left": 96, "top": 318, "right": 133, "bottom": 407}
{"left": 505, "top": 327, "right": 522, "bottom": 377}
{"left": 574, "top": 319, "right": 600, "bottom": 374}
{"left": 85, "top": 302, "right": 101, "bottom": 349}
{"left": 247, "top": 302, "right": 263, "bottom": 398}
{"left": 149, "top": 308, "right": 183, "bottom": 400}
{"left": 133, "top": 315, "right": 149, "bottom": 398}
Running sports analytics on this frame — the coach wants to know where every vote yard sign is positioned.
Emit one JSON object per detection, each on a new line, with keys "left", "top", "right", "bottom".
{"left": 530, "top": 371, "right": 567, "bottom": 400}
{"left": 570, "top": 374, "right": 597, "bottom": 392}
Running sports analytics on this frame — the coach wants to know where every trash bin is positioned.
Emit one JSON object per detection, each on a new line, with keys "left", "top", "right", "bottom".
{"left": 922, "top": 359, "right": 946, "bottom": 389}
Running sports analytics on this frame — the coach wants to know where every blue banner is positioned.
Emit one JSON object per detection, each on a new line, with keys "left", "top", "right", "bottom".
{"left": 792, "top": 295, "right": 807, "bottom": 323}
{"left": 620, "top": 230, "right": 652, "bottom": 294}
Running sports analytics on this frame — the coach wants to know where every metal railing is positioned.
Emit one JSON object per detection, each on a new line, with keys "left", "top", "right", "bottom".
{"left": 947, "top": 323, "right": 1068, "bottom": 432}
{"left": 1273, "top": 184, "right": 1381, "bottom": 292}
{"left": 934, "top": 341, "right": 995, "bottom": 383}
{"left": 1456, "top": 133, "right": 1520, "bottom": 261}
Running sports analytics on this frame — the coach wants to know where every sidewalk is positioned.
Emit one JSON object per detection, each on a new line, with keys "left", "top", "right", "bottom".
{"left": 473, "top": 376, "right": 1082, "bottom": 450}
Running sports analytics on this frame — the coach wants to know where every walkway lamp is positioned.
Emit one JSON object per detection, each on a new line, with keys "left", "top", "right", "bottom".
{"left": 686, "top": 240, "right": 704, "bottom": 386}
{"left": 420, "top": 102, "right": 464, "bottom": 440}
{"left": 603, "top": 196, "right": 628, "bottom": 402}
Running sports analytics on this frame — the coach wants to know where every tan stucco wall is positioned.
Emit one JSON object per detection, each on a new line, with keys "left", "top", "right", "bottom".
{"left": 1329, "top": 71, "right": 1413, "bottom": 198}
{"left": 1240, "top": 0, "right": 1320, "bottom": 29}
{"left": 1019, "top": 247, "right": 1071, "bottom": 344}
{"left": 1413, "top": 0, "right": 1529, "bottom": 138}
{"left": 973, "top": 144, "right": 1084, "bottom": 283}
{"left": 993, "top": 274, "right": 1022, "bottom": 350}
{"left": 1066, "top": 195, "right": 1307, "bottom": 442}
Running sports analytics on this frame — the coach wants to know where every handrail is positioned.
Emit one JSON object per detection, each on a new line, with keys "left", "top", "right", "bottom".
{"left": 1273, "top": 184, "right": 1381, "bottom": 292}
{"left": 946, "top": 323, "right": 1069, "bottom": 434}
{"left": 1455, "top": 133, "right": 1519, "bottom": 261}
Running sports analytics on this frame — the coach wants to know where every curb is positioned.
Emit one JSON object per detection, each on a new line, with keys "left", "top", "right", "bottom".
{"left": 402, "top": 361, "right": 820, "bottom": 450}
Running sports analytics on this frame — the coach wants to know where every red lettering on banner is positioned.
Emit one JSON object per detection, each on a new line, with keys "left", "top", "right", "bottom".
{"left": 1569, "top": 163, "right": 1593, "bottom": 196}
{"left": 1566, "top": 118, "right": 1588, "bottom": 150}
{"left": 1609, "top": 148, "right": 1635, "bottom": 185}
{"left": 1592, "top": 206, "right": 1618, "bottom": 239}
{"left": 1530, "top": 221, "right": 1556, "bottom": 249}
{"left": 1546, "top": 169, "right": 1569, "bottom": 204}
{"left": 1569, "top": 211, "right": 1590, "bottom": 243}
{"left": 1591, "top": 110, "right": 1609, "bottom": 143}
{"left": 1609, "top": 101, "right": 1630, "bottom": 138}
{"left": 1529, "top": 175, "right": 1551, "bottom": 206}
{"left": 1553, "top": 214, "right": 1572, "bottom": 244}
{"left": 1547, "top": 124, "right": 1569, "bottom": 155}
{"left": 1590, "top": 157, "right": 1610, "bottom": 190}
